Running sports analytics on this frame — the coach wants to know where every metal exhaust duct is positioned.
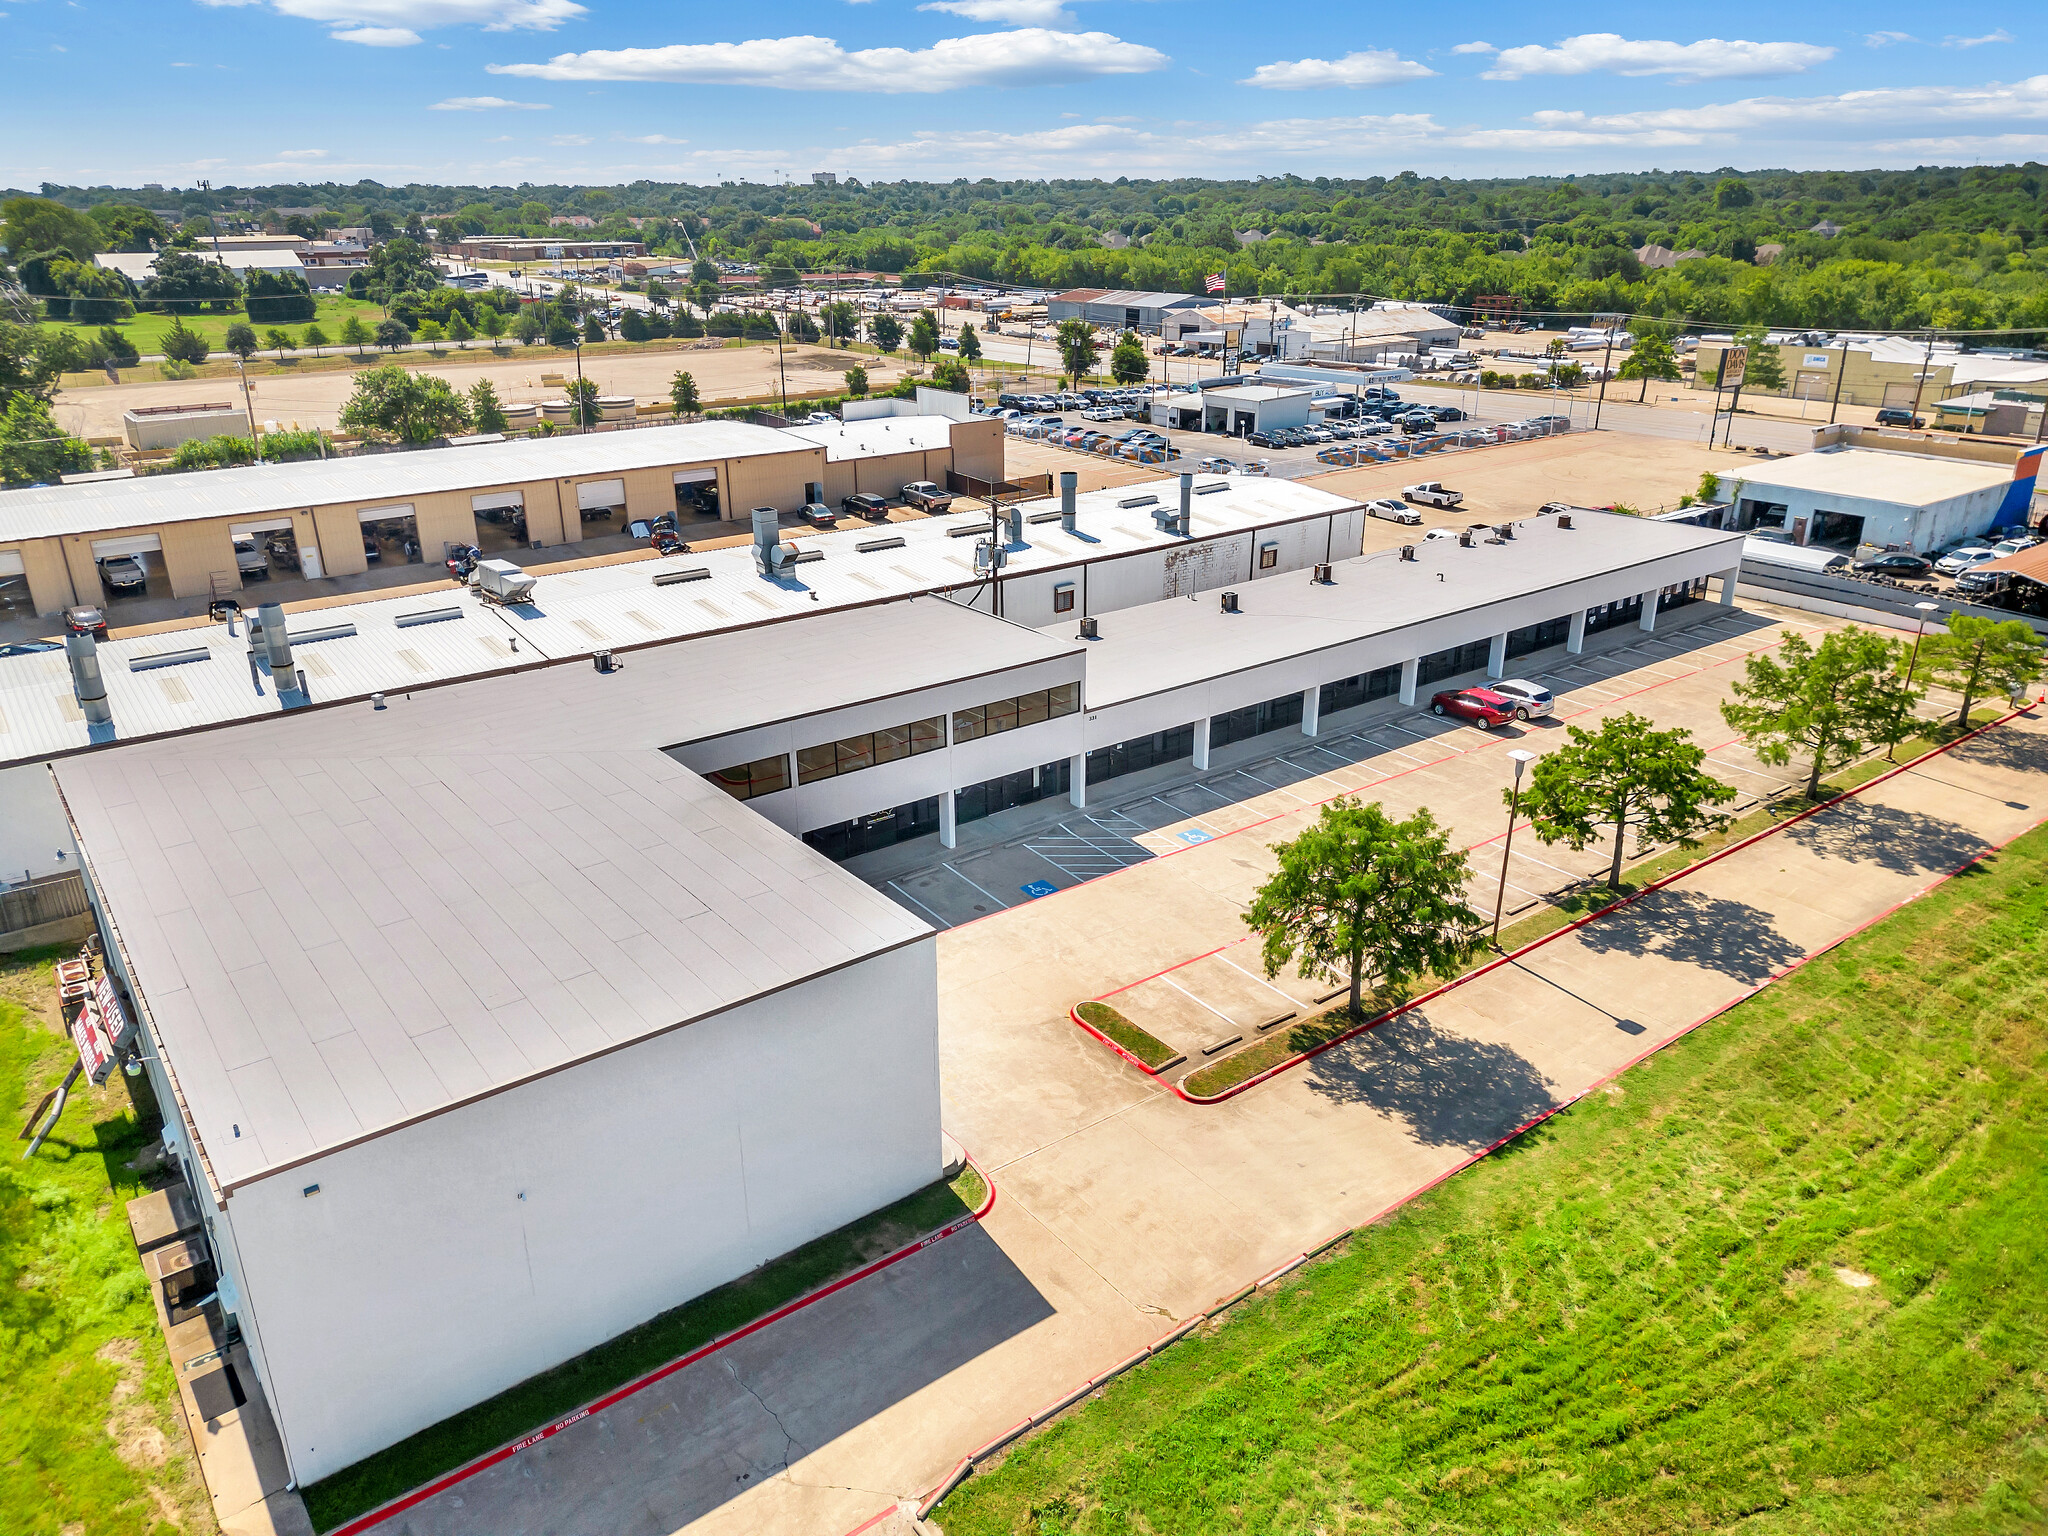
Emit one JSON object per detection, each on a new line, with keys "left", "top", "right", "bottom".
{"left": 1059, "top": 471, "right": 1077, "bottom": 532}
{"left": 751, "top": 505, "right": 782, "bottom": 573}
{"left": 65, "top": 632, "right": 111, "bottom": 725}
{"left": 256, "top": 603, "right": 293, "bottom": 678}
{"left": 1007, "top": 503, "right": 1024, "bottom": 546}
{"left": 1177, "top": 473, "right": 1193, "bottom": 536}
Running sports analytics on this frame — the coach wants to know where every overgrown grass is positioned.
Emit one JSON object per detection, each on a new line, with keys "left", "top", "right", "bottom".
{"left": 303, "top": 1163, "right": 989, "bottom": 1532}
{"left": 1, "top": 945, "right": 210, "bottom": 1536}
{"left": 1073, "top": 1001, "right": 1178, "bottom": 1069}
{"left": 944, "top": 822, "right": 2048, "bottom": 1536}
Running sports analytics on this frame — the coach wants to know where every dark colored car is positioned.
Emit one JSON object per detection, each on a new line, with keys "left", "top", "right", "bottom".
{"left": 797, "top": 502, "right": 838, "bottom": 527}
{"left": 1875, "top": 407, "right": 1923, "bottom": 428}
{"left": 1429, "top": 405, "right": 1467, "bottom": 421}
{"left": 1852, "top": 552, "right": 1935, "bottom": 578}
{"left": 1430, "top": 687, "right": 1517, "bottom": 729}
{"left": 63, "top": 605, "right": 108, "bottom": 639}
{"left": 842, "top": 492, "right": 890, "bottom": 520}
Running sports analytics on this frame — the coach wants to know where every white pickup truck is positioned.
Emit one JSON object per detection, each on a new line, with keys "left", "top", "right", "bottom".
{"left": 1402, "top": 481, "right": 1464, "bottom": 509}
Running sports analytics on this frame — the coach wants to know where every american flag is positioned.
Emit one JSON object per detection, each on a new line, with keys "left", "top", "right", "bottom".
{"left": 1205, "top": 272, "right": 1226, "bottom": 294}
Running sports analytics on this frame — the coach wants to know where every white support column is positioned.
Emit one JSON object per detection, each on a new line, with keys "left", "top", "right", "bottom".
{"left": 1399, "top": 657, "right": 1419, "bottom": 706}
{"left": 1567, "top": 608, "right": 1588, "bottom": 655}
{"left": 1716, "top": 567, "right": 1739, "bottom": 606}
{"left": 939, "top": 788, "right": 957, "bottom": 849}
{"left": 1193, "top": 717, "right": 1212, "bottom": 769}
{"left": 1300, "top": 686, "right": 1321, "bottom": 737}
{"left": 1068, "top": 753, "right": 1087, "bottom": 807}
{"left": 1486, "top": 632, "right": 1508, "bottom": 679}
{"left": 1638, "top": 590, "right": 1660, "bottom": 632}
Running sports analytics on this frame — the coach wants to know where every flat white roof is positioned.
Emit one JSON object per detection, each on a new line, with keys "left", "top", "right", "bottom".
{"left": 0, "top": 474, "right": 1358, "bottom": 768}
{"left": 782, "top": 417, "right": 955, "bottom": 461}
{"left": 0, "top": 421, "right": 812, "bottom": 544}
{"left": 1737, "top": 448, "right": 2013, "bottom": 506}
{"left": 56, "top": 672, "right": 934, "bottom": 1190}
{"left": 1054, "top": 512, "right": 1744, "bottom": 709}
{"left": 1205, "top": 385, "right": 1311, "bottom": 403}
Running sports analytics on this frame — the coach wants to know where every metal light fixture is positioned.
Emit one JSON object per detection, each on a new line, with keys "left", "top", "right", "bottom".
{"left": 1889, "top": 600, "right": 1941, "bottom": 760}
{"left": 1493, "top": 749, "right": 1539, "bottom": 945}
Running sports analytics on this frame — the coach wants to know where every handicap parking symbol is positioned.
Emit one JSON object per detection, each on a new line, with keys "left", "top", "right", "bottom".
{"left": 1177, "top": 829, "right": 1213, "bottom": 845}
{"left": 1020, "top": 880, "right": 1058, "bottom": 898}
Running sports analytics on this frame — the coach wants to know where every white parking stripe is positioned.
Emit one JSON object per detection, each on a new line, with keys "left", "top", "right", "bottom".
{"left": 1216, "top": 952, "right": 1305, "bottom": 1005}
{"left": 887, "top": 880, "right": 954, "bottom": 928}
{"left": 1159, "top": 973, "right": 1242, "bottom": 1027}
{"left": 944, "top": 862, "right": 1012, "bottom": 909}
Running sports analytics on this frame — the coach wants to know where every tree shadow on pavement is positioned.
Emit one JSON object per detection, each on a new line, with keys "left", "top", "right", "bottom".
{"left": 1781, "top": 798, "right": 1986, "bottom": 877}
{"left": 1572, "top": 886, "right": 1807, "bottom": 986}
{"left": 1923, "top": 714, "right": 2048, "bottom": 777}
{"left": 1303, "top": 1011, "right": 1556, "bottom": 1150}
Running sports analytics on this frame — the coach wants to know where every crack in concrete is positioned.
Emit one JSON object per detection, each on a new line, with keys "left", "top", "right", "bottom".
{"left": 722, "top": 1358, "right": 802, "bottom": 1479}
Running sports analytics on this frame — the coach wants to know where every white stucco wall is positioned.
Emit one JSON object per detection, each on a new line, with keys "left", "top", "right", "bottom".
{"left": 219, "top": 937, "right": 940, "bottom": 1484}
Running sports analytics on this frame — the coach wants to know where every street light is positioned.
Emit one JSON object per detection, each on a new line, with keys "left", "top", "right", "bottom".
{"left": 1493, "top": 749, "right": 1539, "bottom": 945}
{"left": 1889, "top": 600, "right": 1942, "bottom": 760}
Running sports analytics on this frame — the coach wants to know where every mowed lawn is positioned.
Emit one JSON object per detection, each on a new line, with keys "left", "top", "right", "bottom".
{"left": 946, "top": 825, "right": 2048, "bottom": 1535}
{"left": 35, "top": 294, "right": 387, "bottom": 355}
{"left": 0, "top": 947, "right": 211, "bottom": 1536}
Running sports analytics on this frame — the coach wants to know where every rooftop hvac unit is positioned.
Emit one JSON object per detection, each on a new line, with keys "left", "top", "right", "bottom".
{"left": 1079, "top": 616, "right": 1100, "bottom": 639}
{"left": 1220, "top": 590, "right": 1240, "bottom": 614}
{"left": 593, "top": 649, "right": 618, "bottom": 674}
{"left": 1400, "top": 544, "right": 1417, "bottom": 562}
{"left": 1313, "top": 563, "right": 1333, "bottom": 583}
{"left": 1458, "top": 530, "right": 1474, "bottom": 548}
{"left": 1496, "top": 523, "right": 1515, "bottom": 540}
{"left": 1557, "top": 513, "right": 1574, "bottom": 529}
{"left": 476, "top": 559, "right": 537, "bottom": 605}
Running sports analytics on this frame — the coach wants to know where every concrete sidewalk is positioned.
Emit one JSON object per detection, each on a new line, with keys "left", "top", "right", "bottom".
{"left": 372, "top": 640, "right": 2047, "bottom": 1536}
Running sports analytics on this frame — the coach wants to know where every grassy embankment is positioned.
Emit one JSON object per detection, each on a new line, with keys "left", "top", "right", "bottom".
{"left": 1, "top": 944, "right": 212, "bottom": 1536}
{"left": 949, "top": 816, "right": 2048, "bottom": 1534}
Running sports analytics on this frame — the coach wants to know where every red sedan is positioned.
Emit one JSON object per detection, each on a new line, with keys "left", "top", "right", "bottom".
{"left": 1430, "top": 687, "right": 1517, "bottom": 729}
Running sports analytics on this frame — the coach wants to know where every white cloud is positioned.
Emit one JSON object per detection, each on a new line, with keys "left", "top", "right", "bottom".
{"left": 1241, "top": 49, "right": 1436, "bottom": 90}
{"left": 1528, "top": 73, "right": 2048, "bottom": 133}
{"left": 618, "top": 132, "right": 687, "bottom": 143}
{"left": 1870, "top": 131, "right": 2048, "bottom": 153}
{"left": 547, "top": 132, "right": 593, "bottom": 144}
{"left": 330, "top": 25, "right": 420, "bottom": 44}
{"left": 1864, "top": 31, "right": 1915, "bottom": 47}
{"left": 273, "top": 148, "right": 328, "bottom": 159}
{"left": 918, "top": 0, "right": 1073, "bottom": 25}
{"left": 193, "top": 0, "right": 585, "bottom": 43}
{"left": 1946, "top": 29, "right": 2014, "bottom": 48}
{"left": 491, "top": 28, "right": 1168, "bottom": 92}
{"left": 1450, "top": 41, "right": 1496, "bottom": 55}
{"left": 1482, "top": 33, "right": 1835, "bottom": 81}
{"left": 430, "top": 94, "right": 550, "bottom": 108}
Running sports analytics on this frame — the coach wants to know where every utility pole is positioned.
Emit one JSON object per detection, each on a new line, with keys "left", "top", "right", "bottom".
{"left": 1592, "top": 318, "right": 1616, "bottom": 432}
{"left": 1907, "top": 327, "right": 1936, "bottom": 427}
{"left": 1827, "top": 333, "right": 1851, "bottom": 424}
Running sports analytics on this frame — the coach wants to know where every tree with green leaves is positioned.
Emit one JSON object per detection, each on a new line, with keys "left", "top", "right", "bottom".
{"left": 0, "top": 393, "right": 94, "bottom": 486}
{"left": 822, "top": 299, "right": 859, "bottom": 346}
{"left": 161, "top": 317, "right": 210, "bottom": 364}
{"left": 97, "top": 326, "right": 140, "bottom": 367}
{"left": 870, "top": 313, "right": 902, "bottom": 354}
{"left": 583, "top": 315, "right": 604, "bottom": 344}
{"left": 1, "top": 196, "right": 102, "bottom": 261}
{"left": 513, "top": 307, "right": 544, "bottom": 346}
{"left": 374, "top": 317, "right": 413, "bottom": 352}
{"left": 1721, "top": 627, "right": 1923, "bottom": 798}
{"left": 1055, "top": 318, "right": 1100, "bottom": 389}
{"left": 930, "top": 357, "right": 970, "bottom": 393}
{"left": 338, "top": 364, "right": 470, "bottom": 444}
{"left": 264, "top": 327, "right": 296, "bottom": 355}
{"left": 907, "top": 309, "right": 941, "bottom": 362}
{"left": 1515, "top": 713, "right": 1737, "bottom": 891}
{"left": 1243, "top": 799, "right": 1480, "bottom": 1019}
{"left": 446, "top": 311, "right": 474, "bottom": 349}
{"left": 479, "top": 306, "right": 508, "bottom": 346}
{"left": 566, "top": 376, "right": 600, "bottom": 428}
{"left": 467, "top": 378, "right": 509, "bottom": 434}
{"left": 339, "top": 314, "right": 371, "bottom": 356}
{"left": 546, "top": 312, "right": 579, "bottom": 347}
{"left": 1734, "top": 325, "right": 1788, "bottom": 393}
{"left": 619, "top": 308, "right": 650, "bottom": 342}
{"left": 1919, "top": 614, "right": 2043, "bottom": 726}
{"left": 1618, "top": 329, "right": 1682, "bottom": 400}
{"left": 957, "top": 323, "right": 982, "bottom": 367}
{"left": 669, "top": 370, "right": 700, "bottom": 416}
{"left": 843, "top": 363, "right": 869, "bottom": 398}
{"left": 1109, "top": 329, "right": 1148, "bottom": 384}
{"left": 785, "top": 310, "right": 820, "bottom": 344}
{"left": 418, "top": 320, "right": 446, "bottom": 348}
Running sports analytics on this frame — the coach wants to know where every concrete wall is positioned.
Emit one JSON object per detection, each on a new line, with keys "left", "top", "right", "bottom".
{"left": 668, "top": 652, "right": 1086, "bottom": 835}
{"left": 949, "top": 418, "right": 1005, "bottom": 485}
{"left": 220, "top": 937, "right": 941, "bottom": 1485}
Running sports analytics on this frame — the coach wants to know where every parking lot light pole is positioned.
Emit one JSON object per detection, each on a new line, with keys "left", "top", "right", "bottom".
{"left": 1493, "top": 749, "right": 1538, "bottom": 946}
{"left": 1889, "top": 600, "right": 1942, "bottom": 760}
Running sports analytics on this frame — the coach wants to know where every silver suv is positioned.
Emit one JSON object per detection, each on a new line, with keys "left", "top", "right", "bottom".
{"left": 1489, "top": 678, "right": 1554, "bottom": 720}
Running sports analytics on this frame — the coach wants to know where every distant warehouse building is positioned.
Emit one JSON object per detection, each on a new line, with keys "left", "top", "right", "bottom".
{"left": 1725, "top": 443, "right": 2040, "bottom": 552}
{"left": 1046, "top": 288, "right": 1208, "bottom": 333}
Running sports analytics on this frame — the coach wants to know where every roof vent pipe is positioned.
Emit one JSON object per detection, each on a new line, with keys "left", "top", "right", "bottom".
{"left": 1059, "top": 471, "right": 1077, "bottom": 532}
{"left": 1007, "top": 502, "right": 1024, "bottom": 546}
{"left": 256, "top": 602, "right": 292, "bottom": 678}
{"left": 1079, "top": 616, "right": 1099, "bottom": 640}
{"left": 65, "top": 631, "right": 111, "bottom": 725}
{"left": 1313, "top": 563, "right": 1333, "bottom": 584}
{"left": 750, "top": 505, "right": 788, "bottom": 574}
{"left": 1220, "top": 590, "right": 1240, "bottom": 614}
{"left": 1400, "top": 544, "right": 1417, "bottom": 562}
{"left": 1177, "top": 472, "right": 1193, "bottom": 536}
{"left": 1557, "top": 513, "right": 1573, "bottom": 530}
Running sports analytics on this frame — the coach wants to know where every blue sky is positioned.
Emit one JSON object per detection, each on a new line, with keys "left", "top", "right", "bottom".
{"left": 2, "top": 0, "right": 2042, "bottom": 189}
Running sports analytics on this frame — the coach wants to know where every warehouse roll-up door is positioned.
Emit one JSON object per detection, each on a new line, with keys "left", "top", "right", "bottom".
{"left": 230, "top": 517, "right": 295, "bottom": 538}
{"left": 577, "top": 479, "right": 625, "bottom": 510}
{"left": 0, "top": 552, "right": 25, "bottom": 577}
{"left": 358, "top": 503, "right": 413, "bottom": 525}
{"left": 672, "top": 468, "right": 715, "bottom": 486}
{"left": 472, "top": 490, "right": 525, "bottom": 515}
{"left": 90, "top": 534, "right": 162, "bottom": 559}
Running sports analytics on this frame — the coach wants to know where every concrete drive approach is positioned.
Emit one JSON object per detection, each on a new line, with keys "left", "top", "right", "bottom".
{"left": 379, "top": 609, "right": 2048, "bottom": 1536}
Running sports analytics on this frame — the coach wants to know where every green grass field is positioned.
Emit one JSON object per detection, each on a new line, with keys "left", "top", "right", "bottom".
{"left": 947, "top": 821, "right": 2048, "bottom": 1535}
{"left": 1, "top": 946, "right": 211, "bottom": 1536}
{"left": 35, "top": 294, "right": 386, "bottom": 356}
